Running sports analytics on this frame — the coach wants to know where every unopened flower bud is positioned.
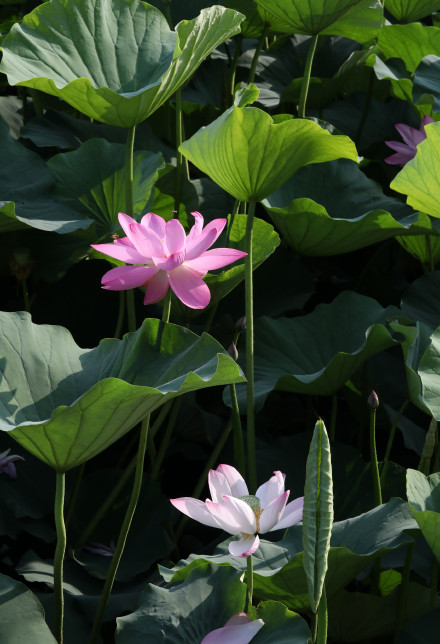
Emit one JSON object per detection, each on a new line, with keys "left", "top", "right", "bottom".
{"left": 235, "top": 316, "right": 246, "bottom": 332}
{"left": 368, "top": 390, "right": 379, "bottom": 409}
{"left": 10, "top": 247, "right": 33, "bottom": 281}
{"left": 227, "top": 342, "right": 238, "bottom": 361}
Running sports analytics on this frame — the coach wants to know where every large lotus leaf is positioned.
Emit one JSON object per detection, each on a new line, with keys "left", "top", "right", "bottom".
{"left": 254, "top": 0, "right": 383, "bottom": 42}
{"left": 401, "top": 271, "right": 440, "bottom": 330}
{"left": 0, "top": 117, "right": 91, "bottom": 234}
{"left": 0, "top": 0, "right": 244, "bottom": 127}
{"left": 262, "top": 158, "right": 430, "bottom": 256}
{"left": 116, "top": 564, "right": 246, "bottom": 643}
{"left": 163, "top": 498, "right": 417, "bottom": 611}
{"left": 0, "top": 574, "right": 56, "bottom": 643}
{"left": 371, "top": 55, "right": 414, "bottom": 104}
{"left": 407, "top": 469, "right": 440, "bottom": 562}
{"left": 396, "top": 222, "right": 440, "bottom": 268}
{"left": 411, "top": 325, "right": 440, "bottom": 420}
{"left": 180, "top": 107, "right": 357, "bottom": 202}
{"left": 222, "top": 0, "right": 266, "bottom": 38}
{"left": 378, "top": 24, "right": 440, "bottom": 73}
{"left": 391, "top": 121, "right": 440, "bottom": 219}
{"left": 47, "top": 139, "right": 165, "bottom": 237}
{"left": 385, "top": 0, "right": 440, "bottom": 23}
{"left": 0, "top": 313, "right": 245, "bottom": 472}
{"left": 232, "top": 292, "right": 401, "bottom": 411}
{"left": 412, "top": 55, "right": 440, "bottom": 112}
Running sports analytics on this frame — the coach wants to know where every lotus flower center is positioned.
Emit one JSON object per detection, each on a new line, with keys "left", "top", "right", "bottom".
{"left": 239, "top": 495, "right": 262, "bottom": 533}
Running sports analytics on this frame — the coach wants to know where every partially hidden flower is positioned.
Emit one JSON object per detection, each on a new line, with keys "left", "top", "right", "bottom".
{"left": 171, "top": 464, "right": 304, "bottom": 557}
{"left": 83, "top": 540, "right": 116, "bottom": 557}
{"left": 201, "top": 613, "right": 264, "bottom": 644}
{"left": 385, "top": 115, "right": 434, "bottom": 166}
{"left": 91, "top": 212, "right": 247, "bottom": 309}
{"left": 0, "top": 448, "right": 24, "bottom": 480}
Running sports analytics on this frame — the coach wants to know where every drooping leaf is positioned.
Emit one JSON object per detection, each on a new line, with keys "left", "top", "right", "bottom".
{"left": 407, "top": 468, "right": 440, "bottom": 562}
{"left": 254, "top": 0, "right": 383, "bottom": 42}
{"left": 180, "top": 106, "right": 357, "bottom": 202}
{"left": 303, "top": 420, "right": 333, "bottom": 613}
{"left": 0, "top": 313, "right": 245, "bottom": 471}
{"left": 0, "top": 0, "right": 244, "bottom": 127}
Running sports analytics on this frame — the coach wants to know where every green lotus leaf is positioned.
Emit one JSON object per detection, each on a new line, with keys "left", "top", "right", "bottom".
{"left": 0, "top": 313, "right": 245, "bottom": 472}
{"left": 0, "top": 0, "right": 244, "bottom": 127}
{"left": 0, "top": 574, "right": 56, "bottom": 643}
{"left": 411, "top": 325, "right": 440, "bottom": 420}
{"left": 407, "top": 468, "right": 440, "bottom": 562}
{"left": 116, "top": 564, "right": 246, "bottom": 643}
{"left": 0, "top": 117, "right": 91, "bottom": 234}
{"left": 253, "top": 602, "right": 312, "bottom": 644}
{"left": 222, "top": 0, "right": 266, "bottom": 38}
{"left": 163, "top": 498, "right": 417, "bottom": 612}
{"left": 263, "top": 158, "right": 430, "bottom": 256}
{"left": 254, "top": 0, "right": 383, "bottom": 42}
{"left": 385, "top": 0, "right": 440, "bottom": 23}
{"left": 396, "top": 219, "right": 440, "bottom": 268}
{"left": 401, "top": 270, "right": 440, "bottom": 330}
{"left": 232, "top": 292, "right": 401, "bottom": 411}
{"left": 378, "top": 24, "right": 440, "bottom": 73}
{"left": 47, "top": 138, "right": 165, "bottom": 237}
{"left": 180, "top": 107, "right": 357, "bottom": 202}
{"left": 391, "top": 121, "right": 440, "bottom": 218}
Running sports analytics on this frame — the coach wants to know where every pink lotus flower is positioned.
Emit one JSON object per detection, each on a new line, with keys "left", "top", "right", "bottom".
{"left": 385, "top": 115, "right": 434, "bottom": 166}
{"left": 91, "top": 212, "right": 247, "bottom": 309}
{"left": 171, "top": 464, "right": 304, "bottom": 557}
{"left": 201, "top": 613, "right": 264, "bottom": 644}
{"left": 0, "top": 448, "right": 24, "bottom": 479}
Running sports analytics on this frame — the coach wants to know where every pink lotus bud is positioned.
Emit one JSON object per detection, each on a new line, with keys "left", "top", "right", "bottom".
{"left": 368, "top": 390, "right": 379, "bottom": 409}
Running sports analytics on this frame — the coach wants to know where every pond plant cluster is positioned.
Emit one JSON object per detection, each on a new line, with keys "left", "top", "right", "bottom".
{"left": 3, "top": 0, "right": 440, "bottom": 642}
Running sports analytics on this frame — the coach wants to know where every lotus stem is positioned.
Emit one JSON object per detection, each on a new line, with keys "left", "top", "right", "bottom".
{"left": 369, "top": 393, "right": 382, "bottom": 507}
{"left": 162, "top": 289, "right": 171, "bottom": 324}
{"left": 298, "top": 34, "right": 318, "bottom": 118}
{"left": 425, "top": 233, "right": 435, "bottom": 272}
{"left": 151, "top": 398, "right": 182, "bottom": 480}
{"left": 380, "top": 399, "right": 408, "bottom": 487}
{"left": 249, "top": 31, "right": 266, "bottom": 84}
{"left": 229, "top": 36, "right": 243, "bottom": 102}
{"left": 316, "top": 585, "right": 328, "bottom": 644}
{"left": 53, "top": 471, "right": 66, "bottom": 644}
{"left": 244, "top": 199, "right": 257, "bottom": 493}
{"left": 174, "top": 88, "right": 184, "bottom": 213}
{"left": 394, "top": 542, "right": 415, "bottom": 642}
{"left": 244, "top": 554, "right": 254, "bottom": 612}
{"left": 230, "top": 383, "right": 246, "bottom": 478}
{"left": 125, "top": 125, "right": 137, "bottom": 332}
{"left": 65, "top": 463, "right": 85, "bottom": 529}
{"left": 89, "top": 415, "right": 150, "bottom": 644}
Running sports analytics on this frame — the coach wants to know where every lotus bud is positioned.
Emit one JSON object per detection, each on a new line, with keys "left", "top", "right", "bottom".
{"left": 368, "top": 390, "right": 379, "bottom": 410}
{"left": 227, "top": 342, "right": 239, "bottom": 361}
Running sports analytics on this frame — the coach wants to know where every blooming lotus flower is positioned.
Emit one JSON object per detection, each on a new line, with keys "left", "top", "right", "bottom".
{"left": 171, "top": 464, "right": 304, "bottom": 557}
{"left": 201, "top": 613, "right": 264, "bottom": 644}
{"left": 0, "top": 448, "right": 24, "bottom": 479}
{"left": 385, "top": 115, "right": 434, "bottom": 166}
{"left": 91, "top": 212, "right": 247, "bottom": 309}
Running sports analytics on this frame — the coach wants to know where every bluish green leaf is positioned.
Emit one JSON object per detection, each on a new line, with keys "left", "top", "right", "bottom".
{"left": 407, "top": 468, "right": 440, "bottom": 561}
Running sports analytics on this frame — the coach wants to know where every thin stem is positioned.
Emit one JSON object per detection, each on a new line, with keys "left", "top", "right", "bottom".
{"left": 151, "top": 398, "right": 182, "bottom": 480}
{"left": 126, "top": 289, "right": 136, "bottom": 333}
{"left": 174, "top": 88, "right": 183, "bottom": 213}
{"left": 298, "top": 34, "right": 318, "bottom": 118}
{"left": 21, "top": 278, "right": 30, "bottom": 312}
{"left": 381, "top": 399, "right": 409, "bottom": 487}
{"left": 114, "top": 292, "right": 125, "bottom": 338}
{"left": 125, "top": 126, "right": 136, "bottom": 218}
{"left": 316, "top": 585, "right": 328, "bottom": 644}
{"left": 244, "top": 200, "right": 257, "bottom": 493}
{"left": 226, "top": 199, "right": 241, "bottom": 245}
{"left": 244, "top": 554, "right": 253, "bottom": 613}
{"left": 229, "top": 36, "right": 243, "bottom": 102}
{"left": 53, "top": 471, "right": 66, "bottom": 644}
{"left": 230, "top": 383, "right": 246, "bottom": 477}
{"left": 370, "top": 407, "right": 382, "bottom": 506}
{"left": 162, "top": 289, "right": 172, "bottom": 323}
{"left": 394, "top": 542, "right": 415, "bottom": 642}
{"left": 176, "top": 417, "right": 233, "bottom": 541}
{"left": 329, "top": 394, "right": 337, "bottom": 442}
{"left": 89, "top": 416, "right": 150, "bottom": 644}
{"left": 65, "top": 463, "right": 85, "bottom": 530}
{"left": 248, "top": 32, "right": 266, "bottom": 84}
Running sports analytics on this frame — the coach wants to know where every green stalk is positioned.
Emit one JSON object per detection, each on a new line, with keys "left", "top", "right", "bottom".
{"left": 370, "top": 404, "right": 382, "bottom": 506}
{"left": 174, "top": 88, "right": 184, "bottom": 213}
{"left": 229, "top": 36, "right": 243, "bottom": 102}
{"left": 394, "top": 542, "right": 415, "bottom": 642}
{"left": 380, "top": 399, "right": 409, "bottom": 486}
{"left": 316, "top": 586, "right": 328, "bottom": 644}
{"left": 244, "top": 554, "right": 254, "bottom": 613}
{"left": 89, "top": 416, "right": 150, "bottom": 644}
{"left": 244, "top": 200, "right": 257, "bottom": 493}
{"left": 65, "top": 463, "right": 85, "bottom": 529}
{"left": 113, "top": 292, "right": 125, "bottom": 338}
{"left": 21, "top": 278, "right": 30, "bottom": 313}
{"left": 176, "top": 417, "right": 233, "bottom": 540}
{"left": 230, "top": 383, "right": 246, "bottom": 477}
{"left": 124, "top": 125, "right": 137, "bottom": 332}
{"left": 298, "top": 34, "right": 318, "bottom": 118}
{"left": 53, "top": 472, "right": 67, "bottom": 644}
{"left": 151, "top": 398, "right": 182, "bottom": 480}
{"left": 248, "top": 32, "right": 266, "bottom": 84}
{"left": 162, "top": 289, "right": 172, "bottom": 324}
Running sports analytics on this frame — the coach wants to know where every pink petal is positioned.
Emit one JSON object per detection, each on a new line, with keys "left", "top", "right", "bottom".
{"left": 184, "top": 248, "right": 247, "bottom": 274}
{"left": 165, "top": 218, "right": 186, "bottom": 255}
{"left": 228, "top": 534, "right": 260, "bottom": 557}
{"left": 185, "top": 218, "right": 227, "bottom": 260}
{"left": 206, "top": 496, "right": 256, "bottom": 535}
{"left": 101, "top": 265, "right": 158, "bottom": 290}
{"left": 91, "top": 241, "right": 147, "bottom": 264}
{"left": 208, "top": 469, "right": 232, "bottom": 503}
{"left": 168, "top": 265, "right": 211, "bottom": 309}
{"left": 256, "top": 471, "right": 285, "bottom": 509}
{"left": 201, "top": 615, "right": 264, "bottom": 644}
{"left": 421, "top": 115, "right": 435, "bottom": 128}
{"left": 385, "top": 140, "right": 413, "bottom": 155}
{"left": 141, "top": 212, "right": 166, "bottom": 239}
{"left": 225, "top": 614, "right": 252, "bottom": 627}
{"left": 152, "top": 251, "right": 186, "bottom": 271}
{"left": 128, "top": 222, "right": 164, "bottom": 259}
{"left": 170, "top": 497, "right": 220, "bottom": 529}
{"left": 271, "top": 496, "right": 304, "bottom": 531}
{"left": 185, "top": 211, "right": 204, "bottom": 247}
{"left": 216, "top": 465, "right": 249, "bottom": 497}
{"left": 259, "top": 491, "right": 289, "bottom": 533}
{"left": 395, "top": 123, "right": 422, "bottom": 148}
{"left": 384, "top": 152, "right": 412, "bottom": 167}
{"left": 118, "top": 212, "right": 137, "bottom": 239}
{"left": 144, "top": 270, "right": 170, "bottom": 305}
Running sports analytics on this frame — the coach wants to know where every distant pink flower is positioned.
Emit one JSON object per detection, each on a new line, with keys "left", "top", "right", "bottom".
{"left": 171, "top": 464, "right": 304, "bottom": 557}
{"left": 201, "top": 613, "right": 264, "bottom": 644}
{"left": 385, "top": 115, "right": 434, "bottom": 166}
{"left": 83, "top": 540, "right": 115, "bottom": 557}
{"left": 0, "top": 448, "right": 24, "bottom": 479}
{"left": 91, "top": 212, "right": 247, "bottom": 309}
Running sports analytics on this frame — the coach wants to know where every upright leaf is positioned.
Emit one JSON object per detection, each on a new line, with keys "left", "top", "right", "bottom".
{"left": 303, "top": 420, "right": 333, "bottom": 613}
{"left": 406, "top": 468, "right": 440, "bottom": 562}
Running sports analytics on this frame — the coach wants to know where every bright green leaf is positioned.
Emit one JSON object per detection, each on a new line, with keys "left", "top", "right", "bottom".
{"left": 378, "top": 24, "right": 440, "bottom": 73}
{"left": 180, "top": 107, "right": 357, "bottom": 201}
{"left": 385, "top": 0, "right": 440, "bottom": 23}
